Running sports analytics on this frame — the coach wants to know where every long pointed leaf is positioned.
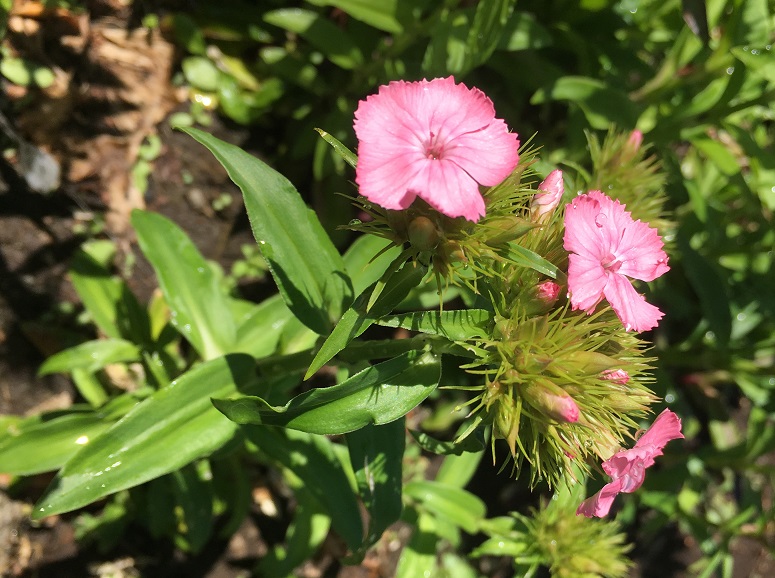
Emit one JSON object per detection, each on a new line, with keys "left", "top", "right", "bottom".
{"left": 132, "top": 210, "right": 236, "bottom": 359}
{"left": 181, "top": 127, "right": 352, "bottom": 334}
{"left": 32, "top": 354, "right": 260, "bottom": 519}
{"left": 214, "top": 351, "right": 440, "bottom": 435}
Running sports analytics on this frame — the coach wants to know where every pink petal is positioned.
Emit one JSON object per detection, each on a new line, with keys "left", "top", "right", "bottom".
{"left": 443, "top": 119, "right": 519, "bottom": 186}
{"left": 616, "top": 219, "right": 669, "bottom": 282}
{"left": 635, "top": 409, "right": 684, "bottom": 451}
{"left": 567, "top": 254, "right": 607, "bottom": 313}
{"left": 603, "top": 273, "right": 664, "bottom": 332}
{"left": 531, "top": 169, "right": 564, "bottom": 220}
{"left": 563, "top": 194, "right": 607, "bottom": 257}
{"left": 406, "top": 158, "right": 485, "bottom": 221}
{"left": 576, "top": 478, "right": 625, "bottom": 518}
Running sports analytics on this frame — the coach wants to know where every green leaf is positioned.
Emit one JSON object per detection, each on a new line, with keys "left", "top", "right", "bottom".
{"left": 181, "top": 127, "right": 352, "bottom": 335}
{"left": 233, "top": 294, "right": 294, "bottom": 359}
{"left": 346, "top": 420, "right": 405, "bottom": 559}
{"left": 170, "top": 462, "right": 214, "bottom": 553}
{"left": 304, "top": 0, "right": 405, "bottom": 33}
{"left": 377, "top": 309, "right": 492, "bottom": 341}
{"left": 395, "top": 513, "right": 440, "bottom": 578}
{"left": 692, "top": 137, "right": 741, "bottom": 176}
{"left": 502, "top": 243, "right": 559, "bottom": 278}
{"left": 38, "top": 339, "right": 141, "bottom": 376}
{"left": 132, "top": 210, "right": 236, "bottom": 360}
{"left": 69, "top": 247, "right": 151, "bottom": 346}
{"left": 246, "top": 426, "right": 364, "bottom": 551}
{"left": 0, "top": 394, "right": 142, "bottom": 476}
{"left": 410, "top": 429, "right": 486, "bottom": 456}
{"left": 315, "top": 128, "right": 357, "bottom": 169}
{"left": 181, "top": 56, "right": 221, "bottom": 92}
{"left": 496, "top": 11, "right": 552, "bottom": 51}
{"left": 342, "top": 235, "right": 402, "bottom": 296}
{"left": 264, "top": 9, "right": 363, "bottom": 70}
{"left": 404, "top": 481, "right": 486, "bottom": 534}
{"left": 531, "top": 76, "right": 639, "bottom": 130}
{"left": 214, "top": 351, "right": 440, "bottom": 435}
{"left": 32, "top": 354, "right": 259, "bottom": 519}
{"left": 306, "top": 262, "right": 426, "bottom": 377}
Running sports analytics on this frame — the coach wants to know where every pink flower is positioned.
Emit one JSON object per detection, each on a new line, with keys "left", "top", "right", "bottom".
{"left": 353, "top": 77, "right": 520, "bottom": 222}
{"left": 531, "top": 169, "right": 564, "bottom": 222}
{"left": 601, "top": 369, "right": 630, "bottom": 385}
{"left": 563, "top": 191, "right": 669, "bottom": 332}
{"left": 577, "top": 409, "right": 683, "bottom": 518}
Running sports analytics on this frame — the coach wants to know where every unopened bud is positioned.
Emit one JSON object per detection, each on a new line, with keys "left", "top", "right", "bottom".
{"left": 523, "top": 379, "right": 579, "bottom": 423}
{"left": 536, "top": 280, "right": 560, "bottom": 306}
{"left": 408, "top": 216, "right": 439, "bottom": 251}
{"left": 601, "top": 368, "right": 630, "bottom": 384}
{"left": 484, "top": 215, "right": 537, "bottom": 246}
{"left": 620, "top": 130, "right": 643, "bottom": 163}
{"left": 552, "top": 351, "right": 620, "bottom": 375}
{"left": 530, "top": 169, "right": 564, "bottom": 223}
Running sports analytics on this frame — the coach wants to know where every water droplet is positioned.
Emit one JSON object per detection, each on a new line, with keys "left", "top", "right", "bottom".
{"left": 594, "top": 213, "right": 607, "bottom": 227}
{"left": 665, "top": 393, "right": 675, "bottom": 403}
{"left": 498, "top": 541, "right": 505, "bottom": 548}
{"left": 771, "top": 186, "right": 775, "bottom": 193}
{"left": 197, "top": 267, "right": 205, "bottom": 273}
{"left": 736, "top": 313, "right": 746, "bottom": 321}
{"left": 629, "top": 8, "right": 637, "bottom": 13}
{"left": 743, "top": 46, "right": 749, "bottom": 51}
{"left": 726, "top": 67, "right": 735, "bottom": 75}
{"left": 751, "top": 49, "right": 760, "bottom": 55}
{"left": 75, "top": 435, "right": 89, "bottom": 445}
{"left": 769, "top": 378, "right": 775, "bottom": 386}
{"left": 766, "top": 45, "right": 772, "bottom": 51}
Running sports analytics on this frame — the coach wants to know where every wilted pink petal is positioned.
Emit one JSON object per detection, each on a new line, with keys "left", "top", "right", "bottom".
{"left": 577, "top": 409, "right": 683, "bottom": 518}
{"left": 563, "top": 191, "right": 669, "bottom": 332}
{"left": 531, "top": 169, "right": 564, "bottom": 222}
{"left": 601, "top": 369, "right": 630, "bottom": 385}
{"left": 354, "top": 77, "right": 520, "bottom": 222}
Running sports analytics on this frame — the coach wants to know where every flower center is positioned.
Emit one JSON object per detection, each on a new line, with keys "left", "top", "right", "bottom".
{"left": 601, "top": 253, "right": 622, "bottom": 273}
{"left": 424, "top": 132, "right": 445, "bottom": 160}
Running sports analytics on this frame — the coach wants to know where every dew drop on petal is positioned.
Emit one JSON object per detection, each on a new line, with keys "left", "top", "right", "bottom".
{"left": 595, "top": 213, "right": 607, "bottom": 228}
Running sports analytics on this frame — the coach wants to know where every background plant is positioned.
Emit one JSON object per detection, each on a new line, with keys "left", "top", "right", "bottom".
{"left": 1, "top": 0, "right": 773, "bottom": 576}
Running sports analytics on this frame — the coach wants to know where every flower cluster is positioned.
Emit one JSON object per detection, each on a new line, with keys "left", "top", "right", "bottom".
{"left": 349, "top": 76, "right": 678, "bottom": 512}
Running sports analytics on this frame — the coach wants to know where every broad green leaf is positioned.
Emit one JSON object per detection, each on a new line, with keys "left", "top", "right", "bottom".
{"left": 306, "top": 262, "right": 426, "bottom": 377}
{"left": 132, "top": 210, "right": 236, "bottom": 360}
{"left": 346, "top": 419, "right": 405, "bottom": 559}
{"left": 32, "top": 354, "right": 260, "bottom": 519}
{"left": 377, "top": 309, "right": 492, "bottom": 341}
{"left": 214, "top": 351, "right": 440, "bottom": 434}
{"left": 435, "top": 450, "right": 484, "bottom": 488}
{"left": 170, "top": 462, "right": 214, "bottom": 553}
{"left": 181, "top": 56, "right": 220, "bottom": 92}
{"left": 531, "top": 77, "right": 639, "bottom": 129}
{"left": 264, "top": 9, "right": 363, "bottom": 70}
{"left": 395, "top": 513, "right": 440, "bottom": 578}
{"left": 503, "top": 243, "right": 559, "bottom": 278}
{"left": 0, "top": 393, "right": 142, "bottom": 476}
{"left": 38, "top": 339, "right": 141, "bottom": 376}
{"left": 247, "top": 426, "right": 364, "bottom": 551}
{"left": 404, "top": 481, "right": 486, "bottom": 534}
{"left": 496, "top": 11, "right": 552, "bottom": 51}
{"left": 692, "top": 137, "right": 741, "bottom": 176}
{"left": 233, "top": 294, "right": 294, "bottom": 359}
{"left": 342, "top": 235, "right": 402, "bottom": 296}
{"left": 69, "top": 247, "right": 123, "bottom": 339}
{"left": 181, "top": 127, "right": 352, "bottom": 335}
{"left": 305, "top": 0, "right": 405, "bottom": 33}
{"left": 315, "top": 128, "right": 357, "bottom": 168}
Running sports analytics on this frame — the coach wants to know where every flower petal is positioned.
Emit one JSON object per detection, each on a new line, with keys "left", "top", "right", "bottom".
{"left": 576, "top": 478, "right": 625, "bottom": 518}
{"left": 443, "top": 119, "right": 519, "bottom": 186}
{"left": 616, "top": 218, "right": 670, "bottom": 281}
{"left": 406, "top": 158, "right": 485, "bottom": 221}
{"left": 563, "top": 194, "right": 606, "bottom": 257}
{"left": 567, "top": 254, "right": 607, "bottom": 313}
{"left": 603, "top": 273, "right": 664, "bottom": 332}
{"left": 635, "top": 409, "right": 684, "bottom": 452}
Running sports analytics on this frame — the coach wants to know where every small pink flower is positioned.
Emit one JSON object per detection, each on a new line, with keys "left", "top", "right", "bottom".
{"left": 536, "top": 280, "right": 561, "bottom": 306}
{"left": 531, "top": 169, "right": 564, "bottom": 222}
{"left": 577, "top": 409, "right": 683, "bottom": 518}
{"left": 601, "top": 369, "right": 630, "bottom": 385}
{"left": 563, "top": 191, "right": 669, "bottom": 332}
{"left": 353, "top": 77, "right": 520, "bottom": 222}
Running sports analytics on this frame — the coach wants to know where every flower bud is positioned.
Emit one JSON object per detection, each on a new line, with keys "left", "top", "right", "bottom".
{"left": 552, "top": 351, "right": 620, "bottom": 375}
{"left": 523, "top": 379, "right": 579, "bottom": 423}
{"left": 530, "top": 169, "right": 564, "bottom": 223}
{"left": 484, "top": 215, "right": 537, "bottom": 246}
{"left": 601, "top": 368, "right": 630, "bottom": 384}
{"left": 408, "top": 216, "right": 439, "bottom": 251}
{"left": 620, "top": 130, "right": 643, "bottom": 163}
{"left": 536, "top": 280, "right": 560, "bottom": 306}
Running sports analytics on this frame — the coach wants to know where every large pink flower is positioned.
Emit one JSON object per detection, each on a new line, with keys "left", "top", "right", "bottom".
{"left": 563, "top": 191, "right": 669, "bottom": 332}
{"left": 353, "top": 77, "right": 520, "bottom": 222}
{"left": 577, "top": 409, "right": 684, "bottom": 518}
